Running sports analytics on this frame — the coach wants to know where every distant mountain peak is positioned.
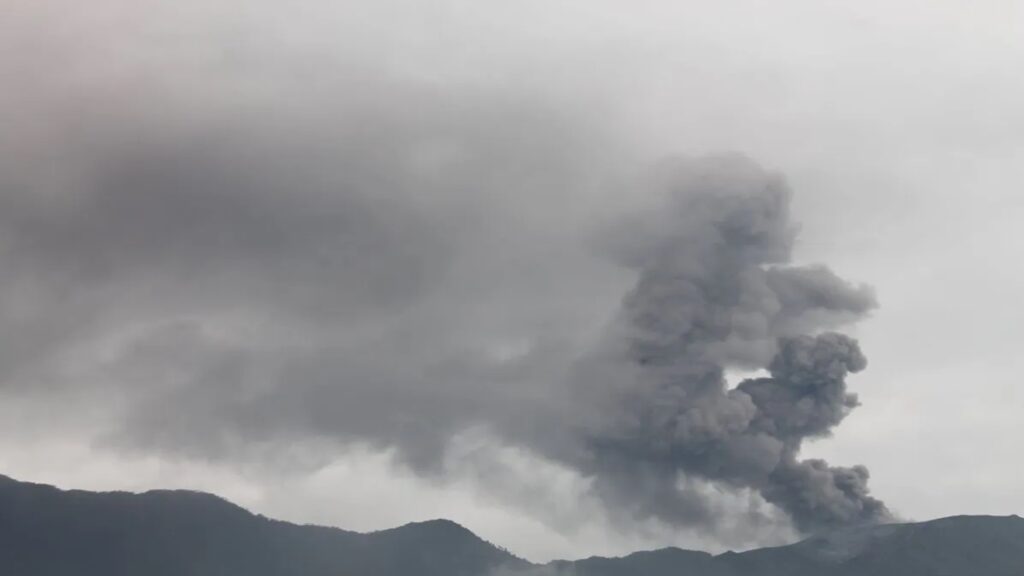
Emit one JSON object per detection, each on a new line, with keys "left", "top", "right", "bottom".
{"left": 391, "top": 517, "right": 473, "bottom": 532}
{"left": 790, "top": 522, "right": 903, "bottom": 563}
{"left": 1, "top": 473, "right": 1021, "bottom": 576}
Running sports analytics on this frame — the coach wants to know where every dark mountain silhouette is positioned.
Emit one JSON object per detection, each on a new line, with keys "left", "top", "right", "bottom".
{"left": 0, "top": 474, "right": 526, "bottom": 576}
{"left": 1, "top": 473, "right": 1022, "bottom": 575}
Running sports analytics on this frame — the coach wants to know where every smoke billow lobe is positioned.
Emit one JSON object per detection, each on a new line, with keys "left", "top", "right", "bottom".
{"left": 572, "top": 155, "right": 890, "bottom": 534}
{"left": 0, "top": 8, "right": 889, "bottom": 541}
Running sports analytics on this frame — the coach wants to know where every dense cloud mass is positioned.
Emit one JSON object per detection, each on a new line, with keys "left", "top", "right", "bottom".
{"left": 0, "top": 0, "right": 892, "bottom": 551}
{"left": 566, "top": 157, "right": 889, "bottom": 533}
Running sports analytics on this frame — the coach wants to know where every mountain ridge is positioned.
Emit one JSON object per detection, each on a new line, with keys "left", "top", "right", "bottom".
{"left": 1, "top": 473, "right": 1021, "bottom": 575}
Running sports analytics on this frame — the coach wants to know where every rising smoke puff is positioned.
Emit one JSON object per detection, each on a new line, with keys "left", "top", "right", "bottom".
{"left": 572, "top": 154, "right": 890, "bottom": 534}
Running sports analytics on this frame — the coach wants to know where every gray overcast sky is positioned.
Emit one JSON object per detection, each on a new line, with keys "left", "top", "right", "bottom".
{"left": 2, "top": 0, "right": 1023, "bottom": 563}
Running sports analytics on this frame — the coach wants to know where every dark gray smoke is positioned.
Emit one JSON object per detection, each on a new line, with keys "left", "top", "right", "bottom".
{"left": 569, "top": 155, "right": 890, "bottom": 533}
{"left": 0, "top": 3, "right": 891, "bottom": 547}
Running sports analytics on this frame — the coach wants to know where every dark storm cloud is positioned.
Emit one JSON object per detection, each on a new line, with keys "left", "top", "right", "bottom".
{"left": 0, "top": 2, "right": 888, "bottom": 545}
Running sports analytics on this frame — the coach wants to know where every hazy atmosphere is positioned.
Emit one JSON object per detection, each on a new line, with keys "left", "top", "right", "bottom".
{"left": 3, "top": 0, "right": 1023, "bottom": 563}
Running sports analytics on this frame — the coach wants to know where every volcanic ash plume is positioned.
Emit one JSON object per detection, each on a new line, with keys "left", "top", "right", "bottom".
{"left": 571, "top": 155, "right": 891, "bottom": 534}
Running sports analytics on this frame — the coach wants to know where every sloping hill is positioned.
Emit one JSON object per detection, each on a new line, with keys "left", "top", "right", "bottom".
{"left": 0, "top": 474, "right": 527, "bottom": 576}
{"left": 1, "top": 473, "right": 1022, "bottom": 576}
{"left": 545, "top": 515, "right": 1024, "bottom": 576}
{"left": 542, "top": 547, "right": 734, "bottom": 576}
{"left": 832, "top": 514, "right": 1024, "bottom": 576}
